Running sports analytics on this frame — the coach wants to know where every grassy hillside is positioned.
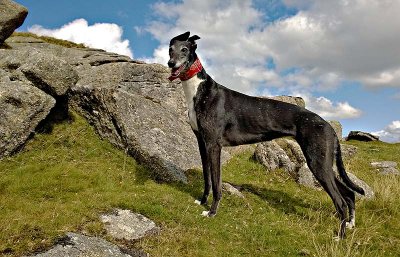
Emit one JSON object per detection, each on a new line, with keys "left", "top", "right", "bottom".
{"left": 0, "top": 113, "right": 399, "bottom": 256}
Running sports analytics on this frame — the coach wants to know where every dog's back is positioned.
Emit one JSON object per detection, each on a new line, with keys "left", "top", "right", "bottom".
{"left": 195, "top": 75, "right": 328, "bottom": 146}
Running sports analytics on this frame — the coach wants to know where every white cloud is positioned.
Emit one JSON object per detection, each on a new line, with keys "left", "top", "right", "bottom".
{"left": 372, "top": 120, "right": 400, "bottom": 143}
{"left": 137, "top": 0, "right": 365, "bottom": 119}
{"left": 29, "top": 18, "right": 133, "bottom": 58}
{"left": 294, "top": 93, "right": 362, "bottom": 120}
{"left": 263, "top": 1, "right": 400, "bottom": 88}
{"left": 141, "top": 44, "right": 169, "bottom": 65}
{"left": 282, "top": 0, "right": 312, "bottom": 9}
{"left": 361, "top": 68, "right": 400, "bottom": 87}
{"left": 141, "top": 0, "right": 400, "bottom": 92}
{"left": 235, "top": 66, "right": 281, "bottom": 85}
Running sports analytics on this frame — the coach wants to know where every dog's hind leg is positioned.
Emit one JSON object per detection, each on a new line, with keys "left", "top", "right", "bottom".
{"left": 313, "top": 167, "right": 349, "bottom": 239}
{"left": 335, "top": 177, "right": 356, "bottom": 229}
{"left": 300, "top": 139, "right": 349, "bottom": 239}
{"left": 195, "top": 132, "right": 211, "bottom": 205}
{"left": 204, "top": 143, "right": 222, "bottom": 217}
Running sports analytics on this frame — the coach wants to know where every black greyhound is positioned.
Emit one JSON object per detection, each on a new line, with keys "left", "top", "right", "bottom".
{"left": 167, "top": 31, "right": 365, "bottom": 239}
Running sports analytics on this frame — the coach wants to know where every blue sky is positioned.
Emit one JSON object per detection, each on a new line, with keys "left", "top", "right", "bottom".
{"left": 14, "top": 0, "right": 400, "bottom": 142}
{"left": 16, "top": 0, "right": 159, "bottom": 57}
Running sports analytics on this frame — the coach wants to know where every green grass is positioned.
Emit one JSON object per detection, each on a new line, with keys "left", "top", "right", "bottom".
{"left": 0, "top": 113, "right": 399, "bottom": 256}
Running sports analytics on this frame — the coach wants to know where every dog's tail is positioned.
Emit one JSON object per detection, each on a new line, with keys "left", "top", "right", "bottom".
{"left": 335, "top": 139, "right": 365, "bottom": 195}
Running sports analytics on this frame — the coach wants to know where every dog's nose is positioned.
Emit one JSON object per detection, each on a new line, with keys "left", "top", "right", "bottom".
{"left": 168, "top": 60, "right": 176, "bottom": 68}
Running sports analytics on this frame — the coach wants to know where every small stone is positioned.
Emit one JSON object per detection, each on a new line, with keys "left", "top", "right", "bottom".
{"left": 222, "top": 182, "right": 245, "bottom": 198}
{"left": 371, "top": 161, "right": 397, "bottom": 168}
{"left": 100, "top": 209, "right": 159, "bottom": 241}
{"left": 27, "top": 233, "right": 135, "bottom": 257}
{"left": 371, "top": 161, "right": 399, "bottom": 175}
{"left": 347, "top": 172, "right": 375, "bottom": 199}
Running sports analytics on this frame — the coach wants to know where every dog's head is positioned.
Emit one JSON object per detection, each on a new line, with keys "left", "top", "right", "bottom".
{"left": 168, "top": 31, "right": 200, "bottom": 77}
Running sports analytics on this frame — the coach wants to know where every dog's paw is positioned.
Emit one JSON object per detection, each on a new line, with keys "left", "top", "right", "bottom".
{"left": 194, "top": 200, "right": 201, "bottom": 205}
{"left": 201, "top": 211, "right": 210, "bottom": 217}
{"left": 346, "top": 221, "right": 355, "bottom": 229}
{"left": 201, "top": 210, "right": 216, "bottom": 217}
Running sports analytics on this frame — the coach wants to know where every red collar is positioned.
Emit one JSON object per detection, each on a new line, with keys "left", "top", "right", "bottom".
{"left": 168, "top": 58, "right": 203, "bottom": 81}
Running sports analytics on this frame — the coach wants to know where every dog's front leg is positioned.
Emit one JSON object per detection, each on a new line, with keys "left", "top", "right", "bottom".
{"left": 204, "top": 143, "right": 222, "bottom": 217}
{"left": 194, "top": 132, "right": 211, "bottom": 205}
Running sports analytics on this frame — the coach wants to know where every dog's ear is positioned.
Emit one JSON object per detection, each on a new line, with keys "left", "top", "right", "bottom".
{"left": 188, "top": 35, "right": 200, "bottom": 42}
{"left": 188, "top": 35, "right": 200, "bottom": 50}
{"left": 169, "top": 31, "right": 191, "bottom": 46}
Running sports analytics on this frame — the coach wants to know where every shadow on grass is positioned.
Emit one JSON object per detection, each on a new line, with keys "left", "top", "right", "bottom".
{"left": 123, "top": 161, "right": 205, "bottom": 204}
{"left": 241, "top": 184, "right": 316, "bottom": 216}
{"left": 168, "top": 168, "right": 321, "bottom": 219}
{"left": 165, "top": 168, "right": 206, "bottom": 202}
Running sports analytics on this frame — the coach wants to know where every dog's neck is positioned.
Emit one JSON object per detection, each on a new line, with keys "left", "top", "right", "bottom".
{"left": 169, "top": 57, "right": 203, "bottom": 82}
{"left": 179, "top": 56, "right": 206, "bottom": 100}
{"left": 179, "top": 57, "right": 205, "bottom": 131}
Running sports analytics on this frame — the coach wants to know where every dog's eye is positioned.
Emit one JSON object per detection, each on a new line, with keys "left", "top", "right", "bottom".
{"left": 181, "top": 47, "right": 188, "bottom": 53}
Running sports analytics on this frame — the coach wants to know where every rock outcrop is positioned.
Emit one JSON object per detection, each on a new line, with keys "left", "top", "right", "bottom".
{"left": 329, "top": 120, "right": 343, "bottom": 141}
{"left": 69, "top": 61, "right": 203, "bottom": 182}
{"left": 2, "top": 33, "right": 233, "bottom": 182}
{"left": 268, "top": 95, "right": 306, "bottom": 108}
{"left": 0, "top": 80, "right": 55, "bottom": 157}
{"left": 254, "top": 138, "right": 373, "bottom": 198}
{"left": 20, "top": 51, "right": 79, "bottom": 97}
{"left": 254, "top": 138, "right": 320, "bottom": 188}
{"left": 347, "top": 131, "right": 379, "bottom": 142}
{"left": 0, "top": 0, "right": 28, "bottom": 44}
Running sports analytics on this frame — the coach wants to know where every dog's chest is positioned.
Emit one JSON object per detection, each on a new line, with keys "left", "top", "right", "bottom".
{"left": 182, "top": 76, "right": 204, "bottom": 131}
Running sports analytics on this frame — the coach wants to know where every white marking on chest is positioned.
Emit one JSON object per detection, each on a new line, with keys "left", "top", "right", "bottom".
{"left": 182, "top": 76, "right": 204, "bottom": 131}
